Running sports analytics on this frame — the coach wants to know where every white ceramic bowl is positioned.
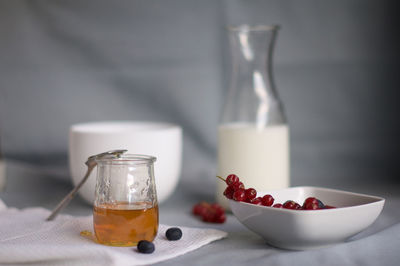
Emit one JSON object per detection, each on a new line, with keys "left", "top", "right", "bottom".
{"left": 69, "top": 121, "right": 182, "bottom": 204}
{"left": 230, "top": 186, "right": 385, "bottom": 250}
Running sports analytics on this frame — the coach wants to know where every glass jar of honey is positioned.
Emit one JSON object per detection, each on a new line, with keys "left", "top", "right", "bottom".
{"left": 93, "top": 154, "right": 158, "bottom": 246}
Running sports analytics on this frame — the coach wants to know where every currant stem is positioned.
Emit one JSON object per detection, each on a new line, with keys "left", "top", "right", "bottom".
{"left": 216, "top": 175, "right": 226, "bottom": 182}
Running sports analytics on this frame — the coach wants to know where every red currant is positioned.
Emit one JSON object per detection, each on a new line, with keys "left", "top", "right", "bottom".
{"left": 304, "top": 202, "right": 318, "bottom": 210}
{"left": 245, "top": 188, "right": 257, "bottom": 202}
{"left": 304, "top": 197, "right": 317, "bottom": 204}
{"left": 261, "top": 194, "right": 274, "bottom": 206}
{"left": 192, "top": 204, "right": 202, "bottom": 215}
{"left": 272, "top": 203, "right": 283, "bottom": 208}
{"left": 214, "top": 214, "right": 226, "bottom": 223}
{"left": 303, "top": 202, "right": 318, "bottom": 210}
{"left": 192, "top": 202, "right": 209, "bottom": 216}
{"left": 199, "top": 203, "right": 210, "bottom": 216}
{"left": 193, "top": 202, "right": 226, "bottom": 223}
{"left": 202, "top": 211, "right": 213, "bottom": 222}
{"left": 226, "top": 174, "right": 239, "bottom": 186}
{"left": 303, "top": 197, "right": 325, "bottom": 210}
{"left": 251, "top": 197, "right": 263, "bottom": 205}
{"left": 303, "top": 197, "right": 317, "bottom": 208}
{"left": 233, "top": 189, "right": 246, "bottom": 202}
{"left": 223, "top": 186, "right": 235, "bottom": 199}
{"left": 283, "top": 200, "right": 301, "bottom": 210}
{"left": 211, "top": 203, "right": 225, "bottom": 216}
{"left": 230, "top": 181, "right": 245, "bottom": 191}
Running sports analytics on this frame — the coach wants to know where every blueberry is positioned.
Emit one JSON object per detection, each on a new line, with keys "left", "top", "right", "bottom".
{"left": 317, "top": 199, "right": 325, "bottom": 209}
{"left": 137, "top": 240, "right": 155, "bottom": 254}
{"left": 166, "top": 227, "right": 182, "bottom": 241}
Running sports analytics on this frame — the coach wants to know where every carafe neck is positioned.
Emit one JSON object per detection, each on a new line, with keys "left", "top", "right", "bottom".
{"left": 222, "top": 25, "right": 286, "bottom": 128}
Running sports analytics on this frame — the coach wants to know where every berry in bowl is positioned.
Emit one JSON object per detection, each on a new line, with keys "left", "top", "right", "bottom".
{"left": 219, "top": 175, "right": 385, "bottom": 250}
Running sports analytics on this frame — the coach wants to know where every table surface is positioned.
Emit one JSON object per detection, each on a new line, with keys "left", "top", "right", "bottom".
{"left": 1, "top": 160, "right": 399, "bottom": 266}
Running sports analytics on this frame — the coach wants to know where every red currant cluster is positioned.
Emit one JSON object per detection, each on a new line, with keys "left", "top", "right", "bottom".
{"left": 220, "top": 174, "right": 335, "bottom": 210}
{"left": 221, "top": 174, "right": 277, "bottom": 207}
{"left": 192, "top": 202, "right": 226, "bottom": 223}
{"left": 276, "top": 197, "right": 335, "bottom": 210}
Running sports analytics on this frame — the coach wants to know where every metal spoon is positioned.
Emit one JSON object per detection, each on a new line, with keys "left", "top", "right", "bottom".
{"left": 46, "top": 149, "right": 127, "bottom": 221}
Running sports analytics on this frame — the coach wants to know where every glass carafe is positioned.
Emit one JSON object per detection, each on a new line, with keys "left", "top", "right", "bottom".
{"left": 217, "top": 25, "right": 290, "bottom": 208}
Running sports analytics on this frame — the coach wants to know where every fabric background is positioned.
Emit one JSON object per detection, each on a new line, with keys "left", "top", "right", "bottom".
{"left": 1, "top": 0, "right": 399, "bottom": 187}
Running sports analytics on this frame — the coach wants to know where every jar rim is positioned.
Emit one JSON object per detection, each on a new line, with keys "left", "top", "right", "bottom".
{"left": 227, "top": 24, "right": 280, "bottom": 32}
{"left": 95, "top": 154, "right": 156, "bottom": 165}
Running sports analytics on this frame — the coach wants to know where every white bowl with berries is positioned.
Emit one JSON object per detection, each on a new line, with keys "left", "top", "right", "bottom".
{"left": 219, "top": 175, "right": 385, "bottom": 250}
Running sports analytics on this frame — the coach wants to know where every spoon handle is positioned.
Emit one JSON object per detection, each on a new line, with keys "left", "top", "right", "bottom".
{"left": 46, "top": 149, "right": 127, "bottom": 221}
{"left": 46, "top": 164, "right": 96, "bottom": 221}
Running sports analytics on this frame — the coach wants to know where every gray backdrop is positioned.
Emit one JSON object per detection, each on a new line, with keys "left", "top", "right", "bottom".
{"left": 1, "top": 0, "right": 399, "bottom": 189}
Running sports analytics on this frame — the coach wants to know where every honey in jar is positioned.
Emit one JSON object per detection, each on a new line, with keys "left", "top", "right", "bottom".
{"left": 93, "top": 201, "right": 159, "bottom": 246}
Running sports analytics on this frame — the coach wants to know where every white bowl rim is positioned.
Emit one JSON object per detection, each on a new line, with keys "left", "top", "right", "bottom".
{"left": 230, "top": 186, "right": 385, "bottom": 214}
{"left": 70, "top": 121, "right": 181, "bottom": 134}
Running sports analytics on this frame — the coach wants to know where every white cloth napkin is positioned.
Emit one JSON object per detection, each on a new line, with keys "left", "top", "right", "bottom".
{"left": 0, "top": 201, "right": 227, "bottom": 266}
